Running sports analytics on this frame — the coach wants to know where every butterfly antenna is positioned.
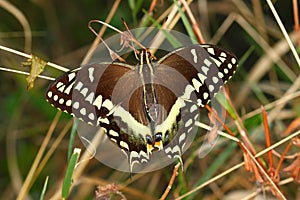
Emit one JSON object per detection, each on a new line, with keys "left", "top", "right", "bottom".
{"left": 88, "top": 19, "right": 123, "bottom": 34}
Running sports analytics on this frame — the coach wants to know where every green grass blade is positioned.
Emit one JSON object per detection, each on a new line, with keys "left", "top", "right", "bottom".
{"left": 173, "top": 0, "right": 197, "bottom": 43}
{"left": 68, "top": 119, "right": 78, "bottom": 161}
{"left": 39, "top": 176, "right": 49, "bottom": 200}
{"left": 62, "top": 148, "right": 81, "bottom": 199}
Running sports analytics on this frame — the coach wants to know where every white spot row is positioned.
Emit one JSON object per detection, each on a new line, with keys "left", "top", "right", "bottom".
{"left": 197, "top": 99, "right": 203, "bottom": 107}
{"left": 73, "top": 80, "right": 114, "bottom": 112}
{"left": 48, "top": 90, "right": 73, "bottom": 108}
{"left": 71, "top": 99, "right": 111, "bottom": 125}
{"left": 53, "top": 95, "right": 58, "bottom": 101}
{"left": 80, "top": 108, "right": 86, "bottom": 115}
{"left": 59, "top": 98, "right": 64, "bottom": 104}
{"left": 80, "top": 87, "right": 88, "bottom": 97}
{"left": 181, "top": 85, "right": 195, "bottom": 100}
{"left": 88, "top": 113, "right": 95, "bottom": 120}
{"left": 73, "top": 101, "right": 79, "bottom": 109}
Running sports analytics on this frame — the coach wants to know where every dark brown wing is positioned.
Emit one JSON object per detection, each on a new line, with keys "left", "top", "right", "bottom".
{"left": 156, "top": 44, "right": 238, "bottom": 107}
{"left": 46, "top": 63, "right": 137, "bottom": 123}
{"left": 154, "top": 44, "right": 238, "bottom": 158}
{"left": 46, "top": 62, "right": 151, "bottom": 154}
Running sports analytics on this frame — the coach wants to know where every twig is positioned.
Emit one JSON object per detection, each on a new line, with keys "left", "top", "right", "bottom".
{"left": 179, "top": 0, "right": 205, "bottom": 43}
{"left": 0, "top": 67, "right": 55, "bottom": 81}
{"left": 160, "top": 162, "right": 181, "bottom": 200}
{"left": 292, "top": 0, "right": 300, "bottom": 47}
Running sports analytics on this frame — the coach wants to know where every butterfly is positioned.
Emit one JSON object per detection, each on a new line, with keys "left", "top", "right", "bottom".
{"left": 46, "top": 44, "right": 238, "bottom": 172}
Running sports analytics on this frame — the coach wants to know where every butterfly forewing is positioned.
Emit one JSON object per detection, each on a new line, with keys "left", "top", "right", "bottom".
{"left": 47, "top": 63, "right": 133, "bottom": 122}
{"left": 157, "top": 44, "right": 238, "bottom": 107}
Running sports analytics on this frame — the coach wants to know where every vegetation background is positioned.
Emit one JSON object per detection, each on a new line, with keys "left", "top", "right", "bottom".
{"left": 0, "top": 0, "right": 299, "bottom": 199}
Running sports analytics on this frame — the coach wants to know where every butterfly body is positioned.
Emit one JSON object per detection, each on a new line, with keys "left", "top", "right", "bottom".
{"left": 46, "top": 44, "right": 238, "bottom": 171}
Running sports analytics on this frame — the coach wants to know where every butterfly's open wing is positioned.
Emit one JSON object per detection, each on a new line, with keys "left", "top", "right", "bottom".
{"left": 46, "top": 63, "right": 135, "bottom": 123}
{"left": 46, "top": 62, "right": 152, "bottom": 152}
{"left": 156, "top": 44, "right": 238, "bottom": 106}
{"left": 154, "top": 44, "right": 238, "bottom": 159}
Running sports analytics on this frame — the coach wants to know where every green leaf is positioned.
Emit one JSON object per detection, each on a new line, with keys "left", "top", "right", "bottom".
{"left": 62, "top": 148, "right": 81, "bottom": 199}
